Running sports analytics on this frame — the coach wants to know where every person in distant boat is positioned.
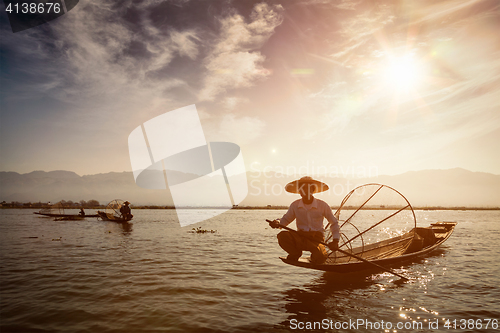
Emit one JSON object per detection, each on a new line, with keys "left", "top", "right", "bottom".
{"left": 268, "top": 176, "right": 340, "bottom": 264}
{"left": 79, "top": 208, "right": 85, "bottom": 217}
{"left": 120, "top": 201, "right": 133, "bottom": 220}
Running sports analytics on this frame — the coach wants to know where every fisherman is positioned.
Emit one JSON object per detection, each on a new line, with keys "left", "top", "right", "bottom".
{"left": 79, "top": 208, "right": 85, "bottom": 217}
{"left": 268, "top": 176, "right": 340, "bottom": 264}
{"left": 120, "top": 201, "right": 133, "bottom": 220}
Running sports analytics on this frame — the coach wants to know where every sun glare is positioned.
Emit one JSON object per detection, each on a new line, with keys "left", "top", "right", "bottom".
{"left": 382, "top": 55, "right": 423, "bottom": 91}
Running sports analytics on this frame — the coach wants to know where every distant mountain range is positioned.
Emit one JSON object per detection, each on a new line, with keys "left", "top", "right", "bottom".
{"left": 0, "top": 168, "right": 499, "bottom": 207}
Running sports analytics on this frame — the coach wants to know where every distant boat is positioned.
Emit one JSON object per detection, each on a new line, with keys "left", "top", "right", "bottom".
{"left": 96, "top": 199, "right": 133, "bottom": 222}
{"left": 34, "top": 212, "right": 98, "bottom": 218}
{"left": 54, "top": 215, "right": 92, "bottom": 221}
{"left": 34, "top": 201, "right": 98, "bottom": 218}
{"left": 96, "top": 211, "right": 132, "bottom": 222}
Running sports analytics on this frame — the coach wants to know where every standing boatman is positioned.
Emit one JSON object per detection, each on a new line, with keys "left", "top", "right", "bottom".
{"left": 268, "top": 176, "right": 340, "bottom": 264}
{"left": 120, "top": 201, "right": 133, "bottom": 220}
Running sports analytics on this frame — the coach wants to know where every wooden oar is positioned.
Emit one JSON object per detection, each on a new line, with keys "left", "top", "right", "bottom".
{"left": 266, "top": 219, "right": 409, "bottom": 281}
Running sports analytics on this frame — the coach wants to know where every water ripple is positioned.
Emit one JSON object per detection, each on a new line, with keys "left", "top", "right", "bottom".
{"left": 1, "top": 209, "right": 499, "bottom": 332}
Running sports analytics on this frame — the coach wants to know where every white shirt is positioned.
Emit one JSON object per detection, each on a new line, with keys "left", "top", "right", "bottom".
{"left": 279, "top": 198, "right": 340, "bottom": 239}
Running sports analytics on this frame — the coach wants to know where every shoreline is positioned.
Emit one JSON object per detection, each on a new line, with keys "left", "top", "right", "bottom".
{"left": 2, "top": 206, "right": 499, "bottom": 211}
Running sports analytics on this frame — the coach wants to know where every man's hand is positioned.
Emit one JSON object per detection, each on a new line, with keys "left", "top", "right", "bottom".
{"left": 268, "top": 219, "right": 281, "bottom": 229}
{"left": 327, "top": 239, "right": 339, "bottom": 251}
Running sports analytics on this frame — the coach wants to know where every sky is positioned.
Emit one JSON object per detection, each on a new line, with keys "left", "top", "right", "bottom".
{"left": 1, "top": 0, "right": 499, "bottom": 178}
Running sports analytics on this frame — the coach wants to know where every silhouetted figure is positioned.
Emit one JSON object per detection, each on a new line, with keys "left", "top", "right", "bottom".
{"left": 79, "top": 208, "right": 85, "bottom": 217}
{"left": 120, "top": 201, "right": 133, "bottom": 220}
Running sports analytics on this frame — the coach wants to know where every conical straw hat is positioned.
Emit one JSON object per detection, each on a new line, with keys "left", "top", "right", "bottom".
{"left": 285, "top": 176, "right": 329, "bottom": 194}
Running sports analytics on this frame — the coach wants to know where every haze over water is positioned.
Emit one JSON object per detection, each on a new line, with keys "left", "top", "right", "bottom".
{"left": 1, "top": 209, "right": 498, "bottom": 332}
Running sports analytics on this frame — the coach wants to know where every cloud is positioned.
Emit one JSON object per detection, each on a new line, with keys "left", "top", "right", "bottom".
{"left": 221, "top": 96, "right": 250, "bottom": 110}
{"left": 203, "top": 113, "right": 265, "bottom": 145}
{"left": 2, "top": 1, "right": 283, "bottom": 115}
{"left": 409, "top": 0, "right": 486, "bottom": 26}
{"left": 0, "top": 0, "right": 217, "bottom": 133}
{"left": 199, "top": 51, "right": 268, "bottom": 101}
{"left": 303, "top": 0, "right": 499, "bottom": 135}
{"left": 60, "top": 2, "right": 200, "bottom": 98}
{"left": 303, "top": 89, "right": 372, "bottom": 140}
{"left": 170, "top": 30, "right": 200, "bottom": 60}
{"left": 218, "top": 114, "right": 266, "bottom": 144}
{"left": 3, "top": 0, "right": 498, "bottom": 176}
{"left": 213, "top": 3, "right": 283, "bottom": 53}
{"left": 331, "top": 5, "right": 395, "bottom": 63}
{"left": 198, "top": 3, "right": 283, "bottom": 101}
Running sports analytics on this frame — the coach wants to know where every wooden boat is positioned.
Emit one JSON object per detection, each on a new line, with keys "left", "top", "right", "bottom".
{"left": 54, "top": 216, "right": 85, "bottom": 221}
{"left": 281, "top": 222, "right": 457, "bottom": 273}
{"left": 34, "top": 212, "right": 99, "bottom": 218}
{"left": 97, "top": 211, "right": 132, "bottom": 222}
{"left": 274, "top": 184, "right": 458, "bottom": 275}
{"left": 34, "top": 201, "right": 98, "bottom": 218}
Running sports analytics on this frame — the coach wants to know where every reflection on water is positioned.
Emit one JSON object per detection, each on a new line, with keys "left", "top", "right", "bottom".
{"left": 281, "top": 273, "right": 374, "bottom": 324}
{"left": 118, "top": 221, "right": 133, "bottom": 234}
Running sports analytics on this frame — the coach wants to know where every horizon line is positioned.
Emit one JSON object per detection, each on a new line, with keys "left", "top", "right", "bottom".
{"left": 1, "top": 166, "right": 500, "bottom": 178}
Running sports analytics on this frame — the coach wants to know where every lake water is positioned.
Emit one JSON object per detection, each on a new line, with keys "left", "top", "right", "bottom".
{"left": 1, "top": 209, "right": 499, "bottom": 332}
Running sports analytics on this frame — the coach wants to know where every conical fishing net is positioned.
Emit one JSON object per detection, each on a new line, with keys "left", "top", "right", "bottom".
{"left": 39, "top": 201, "right": 65, "bottom": 215}
{"left": 324, "top": 183, "right": 416, "bottom": 263}
{"left": 105, "top": 199, "right": 125, "bottom": 220}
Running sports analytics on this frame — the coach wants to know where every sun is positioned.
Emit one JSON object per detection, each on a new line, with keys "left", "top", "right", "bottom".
{"left": 382, "top": 54, "right": 424, "bottom": 92}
